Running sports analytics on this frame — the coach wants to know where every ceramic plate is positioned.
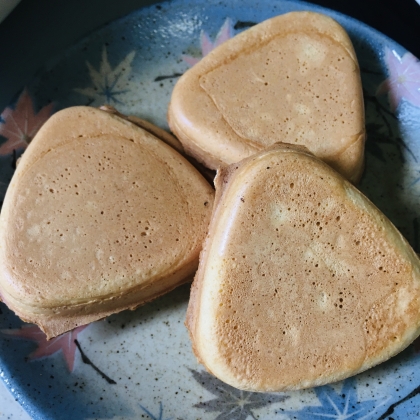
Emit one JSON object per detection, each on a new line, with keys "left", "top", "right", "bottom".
{"left": 1, "top": 0, "right": 420, "bottom": 418}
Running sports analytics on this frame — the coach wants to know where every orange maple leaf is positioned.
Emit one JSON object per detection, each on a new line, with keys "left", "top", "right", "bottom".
{"left": 0, "top": 89, "right": 54, "bottom": 156}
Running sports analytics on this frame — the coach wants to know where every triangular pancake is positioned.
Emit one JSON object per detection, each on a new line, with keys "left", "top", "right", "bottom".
{"left": 186, "top": 143, "right": 420, "bottom": 392}
{"left": 169, "top": 11, "right": 365, "bottom": 182}
{"left": 0, "top": 106, "right": 214, "bottom": 338}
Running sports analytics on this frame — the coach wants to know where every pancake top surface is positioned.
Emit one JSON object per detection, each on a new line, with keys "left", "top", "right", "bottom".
{"left": 0, "top": 107, "right": 214, "bottom": 310}
{"left": 200, "top": 30, "right": 362, "bottom": 156}
{"left": 191, "top": 144, "right": 420, "bottom": 391}
{"left": 169, "top": 11, "right": 365, "bottom": 182}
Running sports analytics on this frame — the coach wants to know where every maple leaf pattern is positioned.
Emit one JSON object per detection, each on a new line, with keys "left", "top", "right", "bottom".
{"left": 139, "top": 402, "right": 172, "bottom": 420}
{"left": 74, "top": 47, "right": 135, "bottom": 105}
{"left": 0, "top": 89, "right": 54, "bottom": 155}
{"left": 190, "top": 369, "right": 288, "bottom": 419}
{"left": 0, "top": 324, "right": 89, "bottom": 372}
{"left": 376, "top": 48, "right": 420, "bottom": 112}
{"left": 279, "top": 377, "right": 390, "bottom": 420}
{"left": 182, "top": 18, "right": 233, "bottom": 66}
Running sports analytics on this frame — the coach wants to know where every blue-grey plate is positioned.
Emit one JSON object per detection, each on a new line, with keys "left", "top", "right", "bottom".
{"left": 1, "top": 0, "right": 420, "bottom": 418}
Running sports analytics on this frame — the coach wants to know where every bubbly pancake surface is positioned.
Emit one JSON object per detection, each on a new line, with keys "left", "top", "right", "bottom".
{"left": 188, "top": 145, "right": 420, "bottom": 392}
{"left": 200, "top": 31, "right": 362, "bottom": 159}
{"left": 5, "top": 137, "right": 191, "bottom": 304}
{"left": 0, "top": 106, "right": 214, "bottom": 337}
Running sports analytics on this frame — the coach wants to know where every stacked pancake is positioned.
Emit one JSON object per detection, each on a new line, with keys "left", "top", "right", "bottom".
{"left": 0, "top": 106, "right": 214, "bottom": 338}
{"left": 169, "top": 11, "right": 420, "bottom": 391}
{"left": 1, "top": 10, "right": 419, "bottom": 393}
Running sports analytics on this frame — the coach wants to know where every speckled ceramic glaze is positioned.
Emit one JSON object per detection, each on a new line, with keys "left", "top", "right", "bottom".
{"left": 1, "top": 0, "right": 420, "bottom": 419}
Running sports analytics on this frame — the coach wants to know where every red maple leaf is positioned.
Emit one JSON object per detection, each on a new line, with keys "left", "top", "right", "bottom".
{"left": 0, "top": 89, "right": 54, "bottom": 156}
{"left": 1, "top": 324, "right": 89, "bottom": 372}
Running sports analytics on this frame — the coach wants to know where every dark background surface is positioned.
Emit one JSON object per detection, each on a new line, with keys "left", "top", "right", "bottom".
{"left": 0, "top": 0, "right": 419, "bottom": 110}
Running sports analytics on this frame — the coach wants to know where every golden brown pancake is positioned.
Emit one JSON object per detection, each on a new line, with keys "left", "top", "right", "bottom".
{"left": 186, "top": 143, "right": 420, "bottom": 392}
{"left": 168, "top": 11, "right": 365, "bottom": 183}
{"left": 0, "top": 106, "right": 214, "bottom": 338}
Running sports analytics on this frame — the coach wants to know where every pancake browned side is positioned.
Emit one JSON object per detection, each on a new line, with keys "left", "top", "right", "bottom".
{"left": 0, "top": 106, "right": 214, "bottom": 339}
{"left": 168, "top": 11, "right": 365, "bottom": 183}
{"left": 186, "top": 143, "right": 420, "bottom": 392}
